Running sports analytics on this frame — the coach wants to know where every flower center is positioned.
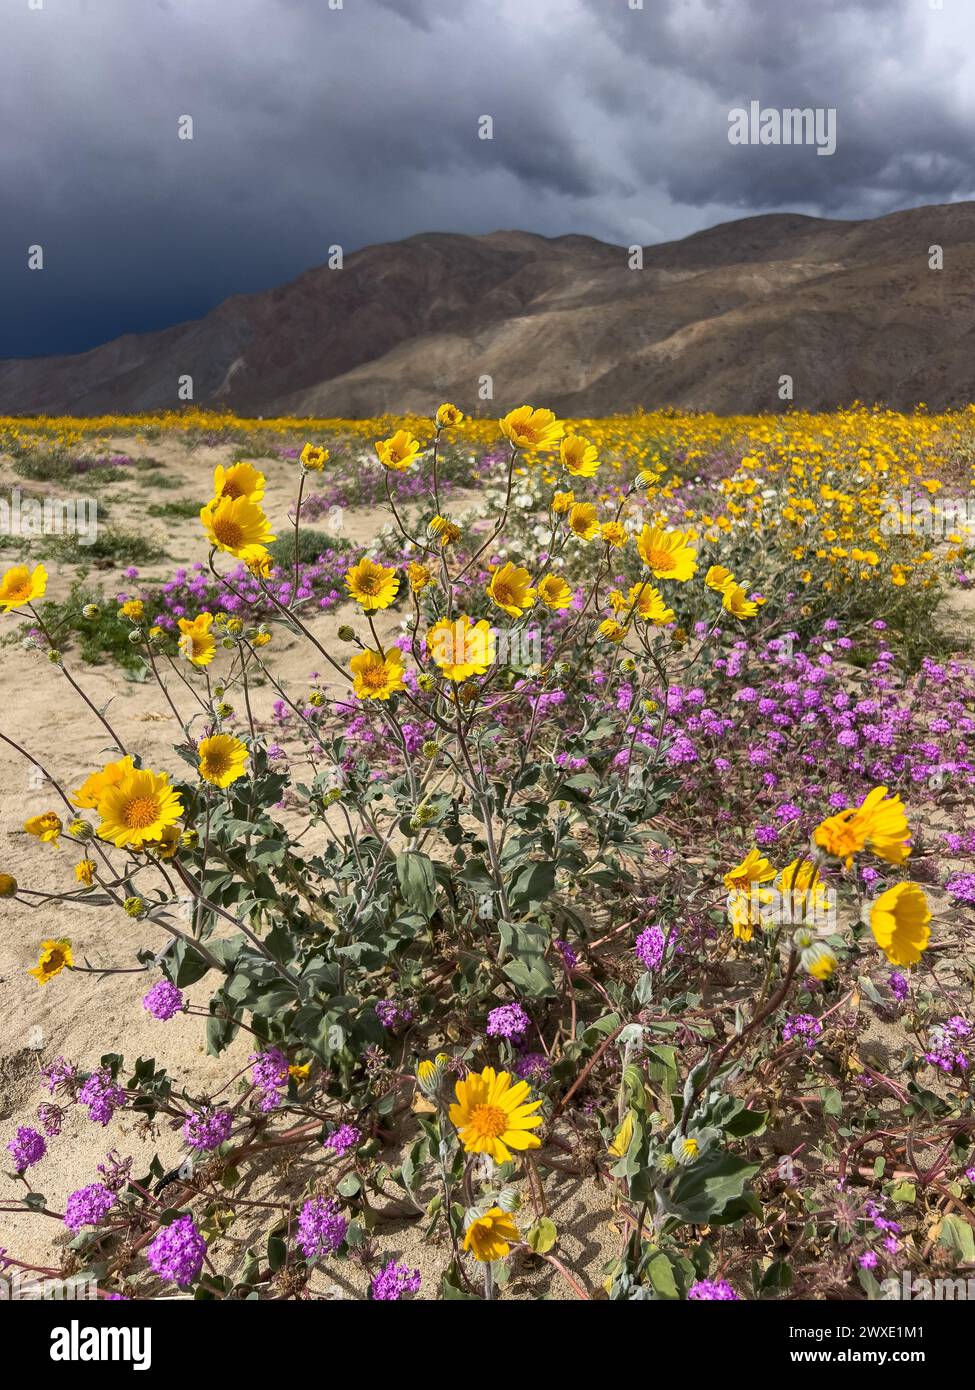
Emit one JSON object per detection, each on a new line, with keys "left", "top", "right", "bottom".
{"left": 362, "top": 665, "right": 389, "bottom": 689}
{"left": 213, "top": 517, "right": 244, "bottom": 548}
{"left": 647, "top": 547, "right": 676, "bottom": 572}
{"left": 124, "top": 795, "right": 161, "bottom": 829}
{"left": 469, "top": 1103, "right": 508, "bottom": 1139}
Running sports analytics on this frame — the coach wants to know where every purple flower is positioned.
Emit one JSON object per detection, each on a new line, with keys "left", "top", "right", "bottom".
{"left": 297, "top": 1197, "right": 348, "bottom": 1261}
{"left": 324, "top": 1124, "right": 361, "bottom": 1156}
{"left": 250, "top": 1048, "right": 289, "bottom": 1111}
{"left": 783, "top": 1013, "right": 822, "bottom": 1050}
{"left": 635, "top": 924, "right": 665, "bottom": 972}
{"left": 182, "top": 1109, "right": 234, "bottom": 1151}
{"left": 146, "top": 1214, "right": 207, "bottom": 1286}
{"left": 143, "top": 980, "right": 184, "bottom": 1021}
{"left": 858, "top": 1250, "right": 879, "bottom": 1269}
{"left": 78, "top": 1070, "right": 126, "bottom": 1127}
{"left": 375, "top": 999, "right": 413, "bottom": 1029}
{"left": 554, "top": 939, "right": 578, "bottom": 970}
{"left": 888, "top": 972, "right": 909, "bottom": 1003}
{"left": 515, "top": 1052, "right": 551, "bottom": 1083}
{"left": 64, "top": 1183, "right": 116, "bottom": 1232}
{"left": 371, "top": 1260, "right": 421, "bottom": 1300}
{"left": 688, "top": 1278, "right": 740, "bottom": 1300}
{"left": 486, "top": 1003, "right": 530, "bottom": 1040}
{"left": 7, "top": 1126, "right": 46, "bottom": 1172}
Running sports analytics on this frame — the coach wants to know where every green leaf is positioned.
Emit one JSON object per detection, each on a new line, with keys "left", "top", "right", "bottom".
{"left": 395, "top": 851, "right": 437, "bottom": 921}
{"left": 526, "top": 1218, "right": 557, "bottom": 1254}
{"left": 938, "top": 1213, "right": 975, "bottom": 1263}
{"left": 645, "top": 1251, "right": 679, "bottom": 1299}
{"left": 664, "top": 1151, "right": 760, "bottom": 1226}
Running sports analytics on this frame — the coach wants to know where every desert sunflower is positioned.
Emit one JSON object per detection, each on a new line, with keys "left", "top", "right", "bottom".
{"left": 349, "top": 647, "right": 406, "bottom": 700}
{"left": 449, "top": 1066, "right": 543, "bottom": 1163}
{"left": 813, "top": 785, "right": 910, "bottom": 867}
{"left": 213, "top": 462, "right": 265, "bottom": 502}
{"left": 71, "top": 756, "right": 135, "bottom": 810}
{"left": 636, "top": 524, "right": 697, "bottom": 581}
{"left": 611, "top": 582, "right": 674, "bottom": 625}
{"left": 24, "top": 812, "right": 62, "bottom": 845}
{"left": 198, "top": 734, "right": 249, "bottom": 789}
{"left": 427, "top": 616, "right": 495, "bottom": 681}
{"left": 0, "top": 562, "right": 47, "bottom": 613}
{"left": 486, "top": 562, "right": 535, "bottom": 618}
{"left": 74, "top": 859, "right": 96, "bottom": 887}
{"left": 568, "top": 502, "right": 599, "bottom": 540}
{"left": 300, "top": 444, "right": 329, "bottom": 472}
{"left": 29, "top": 938, "right": 73, "bottom": 985}
{"left": 560, "top": 434, "right": 600, "bottom": 477}
{"left": 499, "top": 405, "right": 564, "bottom": 452}
{"left": 201, "top": 494, "right": 275, "bottom": 562}
{"left": 870, "top": 882, "right": 931, "bottom": 967}
{"left": 375, "top": 429, "right": 421, "bottom": 471}
{"left": 96, "top": 767, "right": 183, "bottom": 850}
{"left": 178, "top": 612, "right": 217, "bottom": 667}
{"left": 436, "top": 403, "right": 464, "bottom": 429}
{"left": 463, "top": 1208, "right": 520, "bottom": 1262}
{"left": 407, "top": 561, "right": 432, "bottom": 594}
{"left": 705, "top": 564, "right": 735, "bottom": 591}
{"left": 345, "top": 557, "right": 400, "bottom": 611}
{"left": 722, "top": 582, "right": 759, "bottom": 618}
{"left": 723, "top": 848, "right": 776, "bottom": 893}
{"left": 537, "top": 574, "right": 573, "bottom": 610}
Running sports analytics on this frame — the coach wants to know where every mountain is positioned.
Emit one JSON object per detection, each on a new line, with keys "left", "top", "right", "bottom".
{"left": 3, "top": 203, "right": 975, "bottom": 416}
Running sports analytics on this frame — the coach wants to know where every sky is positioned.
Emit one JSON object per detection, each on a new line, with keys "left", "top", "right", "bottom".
{"left": 3, "top": 0, "right": 975, "bottom": 358}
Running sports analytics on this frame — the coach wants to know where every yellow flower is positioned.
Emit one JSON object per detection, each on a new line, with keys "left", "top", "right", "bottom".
{"left": 429, "top": 515, "right": 462, "bottom": 547}
{"left": 870, "top": 882, "right": 931, "bottom": 967}
{"left": 499, "top": 405, "right": 564, "bottom": 452}
{"left": 299, "top": 444, "right": 329, "bottom": 473}
{"left": 436, "top": 403, "right": 464, "bottom": 429}
{"left": 721, "top": 583, "right": 758, "bottom": 619}
{"left": 636, "top": 525, "right": 697, "bottom": 581}
{"left": 74, "top": 859, "right": 96, "bottom": 887}
{"left": 613, "top": 582, "right": 674, "bottom": 625}
{"left": 449, "top": 1066, "right": 543, "bottom": 1162}
{"left": 157, "top": 824, "right": 181, "bottom": 859}
{"left": 598, "top": 618, "right": 627, "bottom": 643}
{"left": 0, "top": 872, "right": 18, "bottom": 897}
{"left": 728, "top": 888, "right": 771, "bottom": 942}
{"left": 813, "top": 785, "right": 910, "bottom": 867}
{"left": 486, "top": 562, "right": 535, "bottom": 618}
{"left": 289, "top": 1063, "right": 312, "bottom": 1080}
{"left": 178, "top": 612, "right": 217, "bottom": 667}
{"left": 24, "top": 812, "right": 62, "bottom": 845}
{"left": 214, "top": 461, "right": 265, "bottom": 501}
{"left": 198, "top": 734, "right": 249, "bottom": 789}
{"left": 119, "top": 599, "right": 144, "bottom": 622}
{"left": 0, "top": 562, "right": 47, "bottom": 613}
{"left": 705, "top": 564, "right": 735, "bottom": 592}
{"left": 71, "top": 756, "right": 135, "bottom": 810}
{"left": 599, "top": 521, "right": 627, "bottom": 548}
{"left": 568, "top": 502, "right": 599, "bottom": 540}
{"left": 560, "top": 434, "right": 600, "bottom": 477}
{"left": 537, "top": 574, "right": 573, "bottom": 610}
{"left": 29, "top": 938, "right": 73, "bottom": 986}
{"left": 376, "top": 429, "right": 421, "bottom": 471}
{"left": 201, "top": 495, "right": 275, "bottom": 562}
{"left": 464, "top": 1208, "right": 520, "bottom": 1262}
{"left": 345, "top": 557, "right": 400, "bottom": 611}
{"left": 407, "top": 561, "right": 432, "bottom": 594}
{"left": 245, "top": 549, "right": 275, "bottom": 579}
{"left": 723, "top": 848, "right": 776, "bottom": 893}
{"left": 96, "top": 767, "right": 183, "bottom": 850}
{"left": 427, "top": 616, "right": 495, "bottom": 681}
{"left": 350, "top": 647, "right": 406, "bottom": 700}
{"left": 608, "top": 1111, "right": 635, "bottom": 1158}
{"left": 551, "top": 489, "right": 575, "bottom": 514}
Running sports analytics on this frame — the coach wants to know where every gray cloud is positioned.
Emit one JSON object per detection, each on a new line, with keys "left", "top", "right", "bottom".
{"left": 2, "top": 0, "right": 974, "bottom": 356}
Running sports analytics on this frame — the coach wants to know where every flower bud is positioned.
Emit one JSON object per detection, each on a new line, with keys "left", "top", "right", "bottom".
{"left": 68, "top": 818, "right": 93, "bottom": 841}
{"left": 337, "top": 625, "right": 355, "bottom": 642}
{"left": 123, "top": 896, "right": 145, "bottom": 918}
{"left": 82, "top": 603, "right": 100, "bottom": 620}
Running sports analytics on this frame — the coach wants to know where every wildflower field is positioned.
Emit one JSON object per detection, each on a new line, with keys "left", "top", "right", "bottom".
{"left": 1, "top": 403, "right": 974, "bottom": 1302}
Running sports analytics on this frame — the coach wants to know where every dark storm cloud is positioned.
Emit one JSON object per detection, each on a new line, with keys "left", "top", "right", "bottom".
{"left": 2, "top": 0, "right": 974, "bottom": 357}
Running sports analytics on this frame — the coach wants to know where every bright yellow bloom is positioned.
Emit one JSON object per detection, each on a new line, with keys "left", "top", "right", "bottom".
{"left": 178, "top": 612, "right": 217, "bottom": 667}
{"left": 408, "top": 561, "right": 432, "bottom": 593}
{"left": 74, "top": 859, "right": 96, "bottom": 886}
{"left": 157, "top": 824, "right": 181, "bottom": 859}
{"left": 0, "top": 563, "right": 47, "bottom": 613}
{"left": 436, "top": 403, "right": 464, "bottom": 429}
{"left": 499, "top": 405, "right": 564, "bottom": 452}
{"left": 551, "top": 490, "right": 575, "bottom": 514}
{"left": 608, "top": 1112, "right": 635, "bottom": 1158}
{"left": 119, "top": 599, "right": 144, "bottom": 622}
{"left": 612, "top": 582, "right": 675, "bottom": 625}
{"left": 214, "top": 461, "right": 265, "bottom": 501}
{"left": 870, "top": 882, "right": 931, "bottom": 967}
{"left": 29, "top": 938, "right": 73, "bottom": 985}
{"left": 427, "top": 617, "right": 495, "bottom": 681}
{"left": 376, "top": 429, "right": 421, "bottom": 471}
{"left": 289, "top": 1062, "right": 312, "bottom": 1080}
{"left": 299, "top": 444, "right": 329, "bottom": 472}
{"left": 245, "top": 549, "right": 275, "bottom": 579}
{"left": 345, "top": 557, "right": 400, "bottom": 611}
{"left": 71, "top": 756, "right": 135, "bottom": 810}
{"left": 201, "top": 495, "right": 275, "bottom": 562}
{"left": 350, "top": 647, "right": 406, "bottom": 700}
{"left": 600, "top": 521, "right": 628, "bottom": 548}
{"left": 721, "top": 582, "right": 758, "bottom": 619}
{"left": 97, "top": 767, "right": 183, "bottom": 850}
{"left": 24, "top": 812, "right": 62, "bottom": 845}
{"left": 598, "top": 618, "right": 626, "bottom": 642}
{"left": 486, "top": 562, "right": 535, "bottom": 618}
{"left": 198, "top": 734, "right": 249, "bottom": 789}
{"left": 723, "top": 848, "right": 776, "bottom": 894}
{"left": 537, "top": 574, "right": 573, "bottom": 610}
{"left": 449, "top": 1066, "right": 543, "bottom": 1163}
{"left": 560, "top": 434, "right": 600, "bottom": 477}
{"left": 705, "top": 564, "right": 735, "bottom": 592}
{"left": 568, "top": 502, "right": 599, "bottom": 540}
{"left": 464, "top": 1208, "right": 520, "bottom": 1262}
{"left": 636, "top": 525, "right": 697, "bottom": 581}
{"left": 429, "top": 514, "right": 461, "bottom": 547}
{"left": 813, "top": 785, "right": 910, "bottom": 867}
